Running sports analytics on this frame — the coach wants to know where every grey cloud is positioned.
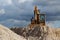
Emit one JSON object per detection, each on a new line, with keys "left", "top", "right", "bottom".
{"left": 33, "top": 0, "right": 60, "bottom": 13}
{"left": 0, "top": 19, "right": 30, "bottom": 28}
{"left": 46, "top": 16, "right": 60, "bottom": 21}
{"left": 0, "top": 0, "right": 60, "bottom": 27}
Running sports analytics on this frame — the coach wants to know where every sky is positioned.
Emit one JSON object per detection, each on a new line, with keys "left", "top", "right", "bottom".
{"left": 0, "top": 0, "right": 60, "bottom": 28}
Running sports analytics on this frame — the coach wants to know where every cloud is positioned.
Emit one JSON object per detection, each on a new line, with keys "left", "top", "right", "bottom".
{"left": 18, "top": 0, "right": 27, "bottom": 3}
{"left": 0, "top": 0, "right": 60, "bottom": 27}
{"left": 33, "top": 0, "right": 60, "bottom": 12}
{"left": 46, "top": 16, "right": 60, "bottom": 21}
{"left": 18, "top": 0, "right": 33, "bottom": 3}
{"left": 0, "top": 9, "right": 5, "bottom": 14}
{"left": 0, "top": 19, "right": 30, "bottom": 27}
{"left": 0, "top": 0, "right": 12, "bottom": 6}
{"left": 46, "top": 21, "right": 60, "bottom": 28}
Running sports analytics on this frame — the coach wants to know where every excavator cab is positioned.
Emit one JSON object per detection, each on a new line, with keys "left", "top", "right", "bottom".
{"left": 40, "top": 14, "right": 46, "bottom": 26}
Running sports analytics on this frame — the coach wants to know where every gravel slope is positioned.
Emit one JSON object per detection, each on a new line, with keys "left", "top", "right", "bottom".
{"left": 0, "top": 25, "right": 26, "bottom": 40}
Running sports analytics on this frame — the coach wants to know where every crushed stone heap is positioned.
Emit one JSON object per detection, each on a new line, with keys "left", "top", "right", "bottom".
{"left": 0, "top": 25, "right": 26, "bottom": 40}
{"left": 11, "top": 25, "right": 60, "bottom": 40}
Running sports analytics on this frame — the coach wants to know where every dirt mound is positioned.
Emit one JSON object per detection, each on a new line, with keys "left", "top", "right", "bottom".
{"left": 11, "top": 25, "right": 60, "bottom": 40}
{"left": 0, "top": 25, "right": 26, "bottom": 40}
